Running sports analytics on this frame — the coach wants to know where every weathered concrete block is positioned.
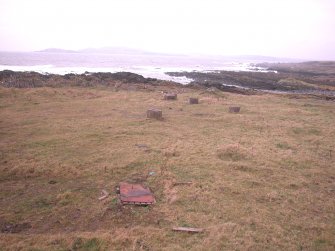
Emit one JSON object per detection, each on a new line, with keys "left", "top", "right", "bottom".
{"left": 164, "top": 93, "right": 177, "bottom": 100}
{"left": 147, "top": 109, "right": 162, "bottom": 119}
{"left": 229, "top": 106, "right": 241, "bottom": 113}
{"left": 189, "top": 97, "right": 199, "bottom": 104}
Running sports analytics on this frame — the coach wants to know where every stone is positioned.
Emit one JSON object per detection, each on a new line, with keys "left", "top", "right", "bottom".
{"left": 189, "top": 98, "right": 199, "bottom": 104}
{"left": 164, "top": 93, "right": 177, "bottom": 100}
{"left": 147, "top": 109, "right": 162, "bottom": 119}
{"left": 229, "top": 106, "right": 241, "bottom": 113}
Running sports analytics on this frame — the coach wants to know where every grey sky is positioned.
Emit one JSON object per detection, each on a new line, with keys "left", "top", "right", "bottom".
{"left": 0, "top": 0, "right": 334, "bottom": 60}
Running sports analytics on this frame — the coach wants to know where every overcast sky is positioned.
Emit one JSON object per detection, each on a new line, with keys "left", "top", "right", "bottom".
{"left": 0, "top": 0, "right": 334, "bottom": 60}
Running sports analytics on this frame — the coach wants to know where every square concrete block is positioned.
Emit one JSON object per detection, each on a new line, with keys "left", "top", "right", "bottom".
{"left": 164, "top": 93, "right": 177, "bottom": 100}
{"left": 229, "top": 106, "right": 241, "bottom": 113}
{"left": 189, "top": 97, "right": 199, "bottom": 104}
{"left": 147, "top": 109, "right": 162, "bottom": 119}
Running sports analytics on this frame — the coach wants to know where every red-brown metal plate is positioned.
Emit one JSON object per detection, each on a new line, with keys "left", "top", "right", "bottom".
{"left": 119, "top": 182, "right": 155, "bottom": 205}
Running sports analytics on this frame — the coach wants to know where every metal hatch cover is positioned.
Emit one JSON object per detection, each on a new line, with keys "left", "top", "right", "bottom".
{"left": 119, "top": 182, "right": 155, "bottom": 205}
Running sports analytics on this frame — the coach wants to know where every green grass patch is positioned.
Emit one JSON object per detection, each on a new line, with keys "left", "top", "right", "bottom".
{"left": 217, "top": 145, "right": 247, "bottom": 162}
{"left": 278, "top": 159, "right": 311, "bottom": 170}
{"left": 308, "top": 128, "right": 321, "bottom": 135}
{"left": 72, "top": 238, "right": 105, "bottom": 251}
{"left": 292, "top": 127, "right": 304, "bottom": 135}
{"left": 276, "top": 142, "right": 292, "bottom": 150}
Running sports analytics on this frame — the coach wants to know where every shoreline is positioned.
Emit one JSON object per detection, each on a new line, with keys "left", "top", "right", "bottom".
{"left": 0, "top": 62, "right": 272, "bottom": 86}
{"left": 166, "top": 61, "right": 335, "bottom": 97}
{"left": 1, "top": 66, "right": 335, "bottom": 99}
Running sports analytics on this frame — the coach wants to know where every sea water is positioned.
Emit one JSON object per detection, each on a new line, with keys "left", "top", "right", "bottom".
{"left": 0, "top": 51, "right": 273, "bottom": 84}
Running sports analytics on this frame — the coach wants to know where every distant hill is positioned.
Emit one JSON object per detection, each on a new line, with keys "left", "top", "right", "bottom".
{"left": 233, "top": 55, "right": 297, "bottom": 62}
{"left": 36, "top": 47, "right": 189, "bottom": 56}
{"left": 34, "top": 47, "right": 300, "bottom": 62}
{"left": 37, "top": 48, "right": 78, "bottom": 53}
{"left": 37, "top": 47, "right": 158, "bottom": 55}
{"left": 79, "top": 47, "right": 156, "bottom": 55}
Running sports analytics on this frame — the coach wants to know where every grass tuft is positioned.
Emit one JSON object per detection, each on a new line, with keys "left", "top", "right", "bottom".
{"left": 217, "top": 144, "right": 247, "bottom": 161}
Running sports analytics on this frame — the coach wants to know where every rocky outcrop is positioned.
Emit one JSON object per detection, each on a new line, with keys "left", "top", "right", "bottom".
{"left": 0, "top": 71, "right": 158, "bottom": 88}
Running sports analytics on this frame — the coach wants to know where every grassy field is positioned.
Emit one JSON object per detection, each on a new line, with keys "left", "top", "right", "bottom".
{"left": 0, "top": 85, "right": 334, "bottom": 250}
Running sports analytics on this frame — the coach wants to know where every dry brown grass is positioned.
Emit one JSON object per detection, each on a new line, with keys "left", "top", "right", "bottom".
{"left": 0, "top": 86, "right": 334, "bottom": 250}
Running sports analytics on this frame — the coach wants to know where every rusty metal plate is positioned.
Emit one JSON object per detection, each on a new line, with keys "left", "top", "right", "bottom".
{"left": 119, "top": 182, "right": 155, "bottom": 205}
